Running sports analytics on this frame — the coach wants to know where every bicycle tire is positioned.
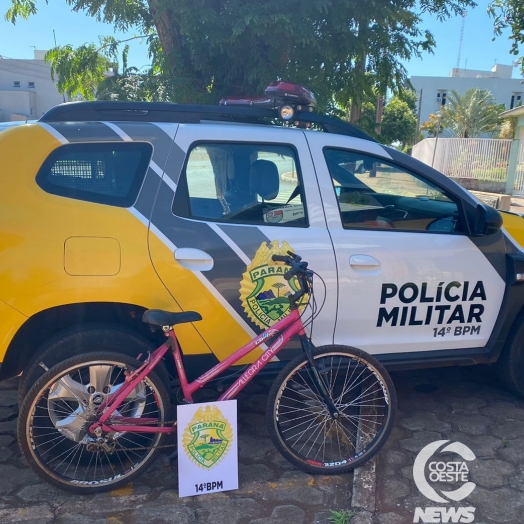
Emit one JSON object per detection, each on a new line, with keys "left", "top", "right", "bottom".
{"left": 266, "top": 345, "right": 396, "bottom": 475}
{"left": 18, "top": 352, "right": 171, "bottom": 494}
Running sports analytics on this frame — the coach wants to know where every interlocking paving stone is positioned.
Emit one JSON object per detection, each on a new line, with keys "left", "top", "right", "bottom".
{"left": 376, "top": 512, "right": 406, "bottom": 524}
{"left": 448, "top": 413, "right": 495, "bottom": 435}
{"left": 376, "top": 366, "right": 523, "bottom": 524}
{"left": 249, "top": 504, "right": 306, "bottom": 524}
{"left": 132, "top": 503, "right": 196, "bottom": 523}
{"left": 16, "top": 483, "right": 70, "bottom": 505}
{"left": 0, "top": 504, "right": 54, "bottom": 524}
{"left": 350, "top": 510, "right": 374, "bottom": 524}
{"left": 445, "top": 432, "right": 503, "bottom": 458}
{"left": 498, "top": 437, "right": 524, "bottom": 463}
{"left": 467, "top": 487, "right": 524, "bottom": 522}
{"left": 380, "top": 478, "right": 410, "bottom": 502}
{"left": 194, "top": 494, "right": 262, "bottom": 524}
{"left": 491, "top": 420, "right": 524, "bottom": 440}
{"left": 400, "top": 411, "right": 452, "bottom": 432}
{"left": 0, "top": 419, "right": 17, "bottom": 434}
{"left": 4, "top": 365, "right": 523, "bottom": 523}
{"left": 0, "top": 466, "right": 40, "bottom": 495}
{"left": 479, "top": 402, "right": 524, "bottom": 421}
{"left": 0, "top": 407, "right": 15, "bottom": 421}
{"left": 469, "top": 458, "right": 516, "bottom": 489}
{"left": 398, "top": 430, "right": 443, "bottom": 453}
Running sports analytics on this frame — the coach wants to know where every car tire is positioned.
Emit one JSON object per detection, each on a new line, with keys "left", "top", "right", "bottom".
{"left": 497, "top": 318, "right": 524, "bottom": 397}
{"left": 18, "top": 323, "right": 169, "bottom": 406}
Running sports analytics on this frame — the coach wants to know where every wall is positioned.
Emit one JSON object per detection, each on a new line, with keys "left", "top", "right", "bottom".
{"left": 0, "top": 51, "right": 66, "bottom": 121}
{"left": 411, "top": 74, "right": 524, "bottom": 129}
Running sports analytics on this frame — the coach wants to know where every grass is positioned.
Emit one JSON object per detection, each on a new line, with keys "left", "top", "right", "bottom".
{"left": 328, "top": 510, "right": 356, "bottom": 524}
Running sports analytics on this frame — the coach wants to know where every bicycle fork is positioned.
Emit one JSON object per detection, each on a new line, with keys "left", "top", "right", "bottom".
{"left": 299, "top": 334, "right": 340, "bottom": 419}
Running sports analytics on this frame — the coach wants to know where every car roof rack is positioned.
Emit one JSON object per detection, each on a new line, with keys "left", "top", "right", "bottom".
{"left": 39, "top": 101, "right": 376, "bottom": 143}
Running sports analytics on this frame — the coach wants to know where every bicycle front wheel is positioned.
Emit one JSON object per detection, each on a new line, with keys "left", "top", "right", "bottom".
{"left": 18, "top": 352, "right": 171, "bottom": 494}
{"left": 266, "top": 345, "right": 396, "bottom": 474}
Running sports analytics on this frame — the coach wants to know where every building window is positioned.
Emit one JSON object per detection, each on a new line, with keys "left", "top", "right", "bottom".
{"left": 511, "top": 93, "right": 523, "bottom": 109}
{"left": 436, "top": 91, "right": 447, "bottom": 107}
{"left": 28, "top": 82, "right": 35, "bottom": 88}
{"left": 13, "top": 81, "right": 20, "bottom": 88}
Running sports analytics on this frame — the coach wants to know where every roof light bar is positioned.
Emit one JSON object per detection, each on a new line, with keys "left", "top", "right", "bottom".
{"left": 265, "top": 81, "right": 316, "bottom": 110}
{"left": 219, "top": 81, "right": 316, "bottom": 123}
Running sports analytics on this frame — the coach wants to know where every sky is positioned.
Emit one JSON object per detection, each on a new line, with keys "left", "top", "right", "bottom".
{"left": 0, "top": 0, "right": 520, "bottom": 80}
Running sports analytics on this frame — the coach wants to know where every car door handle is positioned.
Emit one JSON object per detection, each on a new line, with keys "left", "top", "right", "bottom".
{"left": 349, "top": 255, "right": 381, "bottom": 268}
{"left": 174, "top": 248, "right": 214, "bottom": 272}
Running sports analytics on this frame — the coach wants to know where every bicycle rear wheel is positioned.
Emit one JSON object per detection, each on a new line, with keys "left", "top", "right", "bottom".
{"left": 18, "top": 352, "right": 171, "bottom": 494}
{"left": 266, "top": 345, "right": 396, "bottom": 474}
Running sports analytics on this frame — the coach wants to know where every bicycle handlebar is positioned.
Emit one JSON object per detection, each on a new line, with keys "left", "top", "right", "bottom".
{"left": 271, "top": 251, "right": 302, "bottom": 265}
{"left": 271, "top": 251, "right": 312, "bottom": 307}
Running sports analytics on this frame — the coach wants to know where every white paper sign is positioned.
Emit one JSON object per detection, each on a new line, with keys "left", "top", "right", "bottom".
{"left": 177, "top": 400, "right": 238, "bottom": 497}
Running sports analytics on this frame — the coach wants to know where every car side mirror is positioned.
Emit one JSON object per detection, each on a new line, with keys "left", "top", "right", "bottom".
{"left": 472, "top": 204, "right": 503, "bottom": 236}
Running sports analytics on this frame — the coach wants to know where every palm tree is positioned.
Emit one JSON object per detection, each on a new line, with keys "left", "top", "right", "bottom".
{"left": 440, "top": 89, "right": 503, "bottom": 138}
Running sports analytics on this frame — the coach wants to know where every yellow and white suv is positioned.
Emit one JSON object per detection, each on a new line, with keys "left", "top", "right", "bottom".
{"left": 3, "top": 85, "right": 524, "bottom": 401}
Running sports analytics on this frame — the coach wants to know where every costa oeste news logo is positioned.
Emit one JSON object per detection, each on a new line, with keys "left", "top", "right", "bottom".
{"left": 413, "top": 440, "right": 476, "bottom": 523}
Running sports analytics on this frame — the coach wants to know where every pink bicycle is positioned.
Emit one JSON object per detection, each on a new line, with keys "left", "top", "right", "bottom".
{"left": 17, "top": 252, "right": 396, "bottom": 493}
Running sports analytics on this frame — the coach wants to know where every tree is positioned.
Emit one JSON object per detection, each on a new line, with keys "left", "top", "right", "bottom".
{"left": 381, "top": 97, "right": 418, "bottom": 148}
{"left": 351, "top": 94, "right": 417, "bottom": 147}
{"left": 499, "top": 118, "right": 517, "bottom": 139}
{"left": 489, "top": 0, "right": 524, "bottom": 64}
{"left": 6, "top": 0, "right": 474, "bottom": 104}
{"left": 440, "top": 89, "right": 503, "bottom": 138}
{"left": 352, "top": 101, "right": 381, "bottom": 140}
{"left": 420, "top": 113, "right": 446, "bottom": 137}
{"left": 271, "top": 283, "right": 286, "bottom": 298}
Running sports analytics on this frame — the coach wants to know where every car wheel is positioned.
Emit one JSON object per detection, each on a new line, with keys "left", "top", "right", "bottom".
{"left": 497, "top": 318, "right": 524, "bottom": 397}
{"left": 18, "top": 323, "right": 169, "bottom": 406}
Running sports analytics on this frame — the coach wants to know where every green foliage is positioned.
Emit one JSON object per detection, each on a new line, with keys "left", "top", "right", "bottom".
{"left": 328, "top": 509, "right": 355, "bottom": 524}
{"left": 499, "top": 118, "right": 517, "bottom": 139}
{"left": 352, "top": 101, "right": 381, "bottom": 140}
{"left": 351, "top": 94, "right": 417, "bottom": 147}
{"left": 45, "top": 44, "right": 110, "bottom": 100}
{"left": 381, "top": 97, "right": 418, "bottom": 147}
{"left": 488, "top": 0, "right": 524, "bottom": 61}
{"left": 6, "top": 0, "right": 474, "bottom": 104}
{"left": 45, "top": 40, "right": 171, "bottom": 101}
{"left": 471, "top": 166, "right": 508, "bottom": 180}
{"left": 440, "top": 89, "right": 503, "bottom": 138}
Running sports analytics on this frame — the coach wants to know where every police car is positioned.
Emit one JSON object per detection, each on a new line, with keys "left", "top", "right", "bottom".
{"left": 2, "top": 81, "right": 524, "bottom": 400}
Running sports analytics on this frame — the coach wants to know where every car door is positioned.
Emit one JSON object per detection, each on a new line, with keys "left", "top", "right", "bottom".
{"left": 306, "top": 133, "right": 506, "bottom": 355}
{"left": 148, "top": 124, "right": 337, "bottom": 364}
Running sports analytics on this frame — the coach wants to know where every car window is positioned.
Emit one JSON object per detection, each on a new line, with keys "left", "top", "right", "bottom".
{"left": 175, "top": 143, "right": 307, "bottom": 226}
{"left": 36, "top": 142, "right": 152, "bottom": 207}
{"left": 324, "top": 148, "right": 463, "bottom": 233}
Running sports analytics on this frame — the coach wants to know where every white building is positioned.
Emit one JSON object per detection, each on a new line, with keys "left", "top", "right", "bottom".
{"left": 0, "top": 50, "right": 66, "bottom": 122}
{"left": 411, "top": 64, "right": 524, "bottom": 128}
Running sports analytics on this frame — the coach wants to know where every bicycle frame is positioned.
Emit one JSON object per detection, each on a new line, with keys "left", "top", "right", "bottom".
{"left": 90, "top": 308, "right": 307, "bottom": 435}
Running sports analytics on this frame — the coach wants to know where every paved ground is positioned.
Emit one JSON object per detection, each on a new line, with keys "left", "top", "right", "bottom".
{"left": 0, "top": 376, "right": 352, "bottom": 524}
{"left": 0, "top": 364, "right": 522, "bottom": 523}
{"left": 370, "top": 365, "right": 523, "bottom": 524}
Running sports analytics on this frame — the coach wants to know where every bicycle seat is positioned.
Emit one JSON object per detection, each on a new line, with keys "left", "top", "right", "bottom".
{"left": 142, "top": 310, "right": 202, "bottom": 327}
